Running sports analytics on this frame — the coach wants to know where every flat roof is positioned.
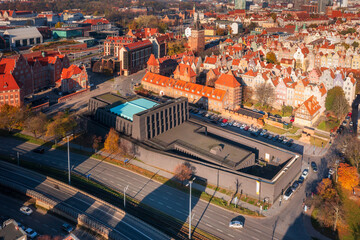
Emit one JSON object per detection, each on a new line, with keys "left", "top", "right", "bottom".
{"left": 110, "top": 98, "right": 158, "bottom": 121}
{"left": 154, "top": 122, "right": 253, "bottom": 168}
{"left": 95, "top": 93, "right": 125, "bottom": 104}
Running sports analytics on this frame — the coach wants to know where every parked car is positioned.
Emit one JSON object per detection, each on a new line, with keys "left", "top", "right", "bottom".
{"left": 258, "top": 111, "right": 265, "bottom": 115}
{"left": 17, "top": 222, "right": 26, "bottom": 231}
{"left": 222, "top": 119, "right": 228, "bottom": 123}
{"left": 291, "top": 181, "right": 299, "bottom": 191}
{"left": 298, "top": 176, "right": 305, "bottom": 184}
{"left": 268, "top": 134, "right": 273, "bottom": 140}
{"left": 20, "top": 206, "right": 33, "bottom": 215}
{"left": 290, "top": 116, "right": 295, "bottom": 123}
{"left": 263, "top": 132, "right": 270, "bottom": 138}
{"left": 240, "top": 124, "right": 246, "bottom": 130}
{"left": 342, "top": 120, "right": 347, "bottom": 126}
{"left": 283, "top": 187, "right": 293, "bottom": 200}
{"left": 273, "top": 135, "right": 279, "bottom": 141}
{"left": 274, "top": 114, "right": 282, "bottom": 119}
{"left": 282, "top": 138, "right": 289, "bottom": 144}
{"left": 349, "top": 122, "right": 353, "bottom": 127}
{"left": 244, "top": 126, "right": 250, "bottom": 131}
{"left": 301, "top": 169, "right": 309, "bottom": 179}
{"left": 62, "top": 223, "right": 74, "bottom": 233}
{"left": 278, "top": 136, "right": 284, "bottom": 142}
{"left": 260, "top": 129, "right": 267, "bottom": 136}
{"left": 311, "top": 162, "right": 318, "bottom": 172}
{"left": 220, "top": 123, "right": 228, "bottom": 127}
{"left": 32, "top": 148, "right": 45, "bottom": 154}
{"left": 229, "top": 220, "right": 244, "bottom": 229}
{"left": 286, "top": 139, "right": 294, "bottom": 147}
{"left": 25, "top": 228, "right": 38, "bottom": 239}
{"left": 228, "top": 121, "right": 234, "bottom": 126}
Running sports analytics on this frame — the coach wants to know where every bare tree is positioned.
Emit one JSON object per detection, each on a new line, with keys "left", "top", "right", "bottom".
{"left": 24, "top": 112, "right": 47, "bottom": 138}
{"left": 344, "top": 138, "right": 360, "bottom": 170}
{"left": 174, "top": 162, "right": 195, "bottom": 186}
{"left": 255, "top": 83, "right": 275, "bottom": 107}
{"left": 332, "top": 95, "right": 349, "bottom": 119}
{"left": 92, "top": 135, "right": 102, "bottom": 153}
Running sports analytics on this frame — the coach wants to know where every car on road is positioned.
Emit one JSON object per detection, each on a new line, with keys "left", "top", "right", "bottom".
{"left": 20, "top": 206, "right": 33, "bottom": 215}
{"left": 342, "top": 120, "right": 347, "bottom": 126}
{"left": 350, "top": 122, "right": 353, "bottom": 127}
{"left": 286, "top": 139, "right": 294, "bottom": 147}
{"left": 244, "top": 126, "right": 250, "bottom": 131}
{"left": 220, "top": 123, "right": 228, "bottom": 127}
{"left": 229, "top": 220, "right": 244, "bottom": 229}
{"left": 32, "top": 148, "right": 45, "bottom": 154}
{"left": 301, "top": 169, "right": 309, "bottom": 179}
{"left": 17, "top": 222, "right": 26, "bottom": 231}
{"left": 263, "top": 132, "right": 270, "bottom": 138}
{"left": 62, "top": 223, "right": 74, "bottom": 233}
{"left": 311, "top": 162, "right": 318, "bottom": 172}
{"left": 25, "top": 228, "right": 38, "bottom": 239}
{"left": 283, "top": 187, "right": 293, "bottom": 200}
{"left": 278, "top": 136, "right": 284, "bottom": 142}
{"left": 268, "top": 134, "right": 273, "bottom": 140}
{"left": 274, "top": 114, "right": 282, "bottom": 119}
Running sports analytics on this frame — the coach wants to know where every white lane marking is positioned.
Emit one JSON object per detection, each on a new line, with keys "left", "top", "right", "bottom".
{"left": 110, "top": 180, "right": 114, "bottom": 183}
{"left": 175, "top": 202, "right": 181, "bottom": 206}
{"left": 205, "top": 223, "right": 213, "bottom": 227}
{"left": 219, "top": 222, "right": 226, "bottom": 226}
{"left": 158, "top": 202, "right": 164, "bottom": 205}
{"left": 216, "top": 228, "right": 223, "bottom": 233}
{"left": 149, "top": 198, "right": 154, "bottom": 201}
{"left": 175, "top": 210, "right": 183, "bottom": 214}
{"left": 253, "top": 229, "right": 261, "bottom": 233}
{"left": 204, "top": 215, "right": 210, "bottom": 219}
{"left": 252, "top": 237, "right": 259, "bottom": 240}
{"left": 103, "top": 177, "right": 107, "bottom": 180}
{"left": 166, "top": 205, "right": 172, "bottom": 209}
{"left": 227, "top": 234, "right": 235, "bottom": 238}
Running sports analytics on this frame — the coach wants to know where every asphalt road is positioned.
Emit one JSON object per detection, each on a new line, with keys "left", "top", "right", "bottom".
{"left": 0, "top": 137, "right": 320, "bottom": 240}
{"left": 0, "top": 161, "right": 171, "bottom": 240}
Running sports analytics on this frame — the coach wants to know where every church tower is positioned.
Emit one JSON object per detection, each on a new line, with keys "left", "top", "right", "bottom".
{"left": 188, "top": 4, "right": 205, "bottom": 55}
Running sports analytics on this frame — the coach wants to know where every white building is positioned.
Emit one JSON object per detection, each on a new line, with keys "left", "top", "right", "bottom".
{"left": 3, "top": 27, "right": 43, "bottom": 48}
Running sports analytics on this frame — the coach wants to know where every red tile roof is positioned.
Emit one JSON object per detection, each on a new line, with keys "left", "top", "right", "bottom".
{"left": 84, "top": 18, "right": 110, "bottom": 25}
{"left": 124, "top": 40, "right": 152, "bottom": 51}
{"left": 301, "top": 95, "right": 321, "bottom": 117}
{"left": 0, "top": 74, "right": 19, "bottom": 91}
{"left": 147, "top": 54, "right": 159, "bottom": 66}
{"left": 61, "top": 65, "right": 82, "bottom": 79}
{"left": 215, "top": 73, "right": 241, "bottom": 88}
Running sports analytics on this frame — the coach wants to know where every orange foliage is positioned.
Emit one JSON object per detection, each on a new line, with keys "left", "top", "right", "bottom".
{"left": 338, "top": 163, "right": 359, "bottom": 191}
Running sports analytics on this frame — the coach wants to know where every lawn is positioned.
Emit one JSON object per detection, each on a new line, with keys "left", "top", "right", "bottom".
{"left": 263, "top": 124, "right": 299, "bottom": 135}
{"left": 339, "top": 190, "right": 360, "bottom": 240}
{"left": 317, "top": 118, "right": 339, "bottom": 132}
{"left": 310, "top": 137, "right": 328, "bottom": 147}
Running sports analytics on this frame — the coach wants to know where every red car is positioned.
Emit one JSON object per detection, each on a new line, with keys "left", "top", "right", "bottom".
{"left": 244, "top": 126, "right": 250, "bottom": 131}
{"left": 348, "top": 112, "right": 352, "bottom": 117}
{"left": 290, "top": 116, "right": 295, "bottom": 123}
{"left": 222, "top": 118, "right": 228, "bottom": 123}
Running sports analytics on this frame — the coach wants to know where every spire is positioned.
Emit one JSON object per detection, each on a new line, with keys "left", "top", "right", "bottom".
{"left": 295, "top": 25, "right": 299, "bottom": 33}
{"left": 303, "top": 23, "right": 306, "bottom": 30}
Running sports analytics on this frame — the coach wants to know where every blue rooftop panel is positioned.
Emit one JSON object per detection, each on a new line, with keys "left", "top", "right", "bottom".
{"left": 110, "top": 98, "right": 158, "bottom": 121}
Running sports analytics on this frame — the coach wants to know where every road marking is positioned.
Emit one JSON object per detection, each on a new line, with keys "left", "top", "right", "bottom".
{"left": 219, "top": 222, "right": 226, "bottom": 226}
{"left": 175, "top": 202, "right": 181, "bottom": 206}
{"left": 158, "top": 202, "right": 164, "bottom": 205}
{"left": 205, "top": 223, "right": 213, "bottom": 227}
{"left": 227, "top": 234, "right": 235, "bottom": 238}
{"left": 110, "top": 180, "right": 114, "bottom": 183}
{"left": 204, "top": 215, "right": 210, "bottom": 219}
{"left": 175, "top": 210, "right": 183, "bottom": 214}
{"left": 166, "top": 206, "right": 172, "bottom": 209}
{"left": 253, "top": 229, "right": 261, "bottom": 233}
{"left": 51, "top": 228, "right": 57, "bottom": 232}
{"left": 149, "top": 198, "right": 154, "bottom": 201}
{"left": 252, "top": 237, "right": 259, "bottom": 240}
{"left": 216, "top": 228, "right": 223, "bottom": 233}
{"left": 103, "top": 177, "right": 107, "bottom": 180}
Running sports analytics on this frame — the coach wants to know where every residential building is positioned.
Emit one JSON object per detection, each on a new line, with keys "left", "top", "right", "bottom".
{"left": 294, "top": 95, "right": 321, "bottom": 127}
{"left": 173, "top": 64, "right": 197, "bottom": 83}
{"left": 214, "top": 73, "right": 242, "bottom": 110}
{"left": 234, "top": 0, "right": 246, "bottom": 10}
{"left": 103, "top": 36, "right": 137, "bottom": 57}
{"left": 0, "top": 74, "right": 22, "bottom": 107}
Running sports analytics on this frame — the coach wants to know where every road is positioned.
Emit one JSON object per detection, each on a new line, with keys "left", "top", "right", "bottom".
{"left": 0, "top": 161, "right": 171, "bottom": 240}
{"left": 0, "top": 137, "right": 321, "bottom": 240}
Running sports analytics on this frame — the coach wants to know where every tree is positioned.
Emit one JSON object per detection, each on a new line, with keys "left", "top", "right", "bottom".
{"left": 338, "top": 163, "right": 359, "bottom": 191}
{"left": 325, "top": 87, "right": 349, "bottom": 118}
{"left": 216, "top": 28, "right": 226, "bottom": 36}
{"left": 54, "top": 22, "right": 63, "bottom": 28}
{"left": 104, "top": 128, "right": 119, "bottom": 154}
{"left": 352, "top": 41, "right": 359, "bottom": 49}
{"left": 174, "top": 162, "right": 195, "bottom": 186}
{"left": 167, "top": 40, "right": 186, "bottom": 56}
{"left": 46, "top": 112, "right": 77, "bottom": 143}
{"left": 247, "top": 22, "right": 258, "bottom": 31}
{"left": 255, "top": 83, "right": 275, "bottom": 107}
{"left": 265, "top": 52, "right": 277, "bottom": 64}
{"left": 0, "top": 104, "right": 26, "bottom": 132}
{"left": 270, "top": 13, "right": 277, "bottom": 22}
{"left": 344, "top": 138, "right": 360, "bottom": 170}
{"left": 92, "top": 135, "right": 102, "bottom": 153}
{"left": 24, "top": 112, "right": 47, "bottom": 138}
{"left": 242, "top": 86, "right": 253, "bottom": 103}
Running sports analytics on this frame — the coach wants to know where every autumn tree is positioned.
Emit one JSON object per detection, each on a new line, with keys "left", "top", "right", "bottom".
{"left": 242, "top": 86, "right": 253, "bottom": 103}
{"left": 104, "top": 128, "right": 120, "bottom": 154}
{"left": 92, "top": 135, "right": 102, "bottom": 153}
{"left": 352, "top": 41, "right": 359, "bottom": 49}
{"left": 174, "top": 162, "right": 195, "bottom": 186}
{"left": 0, "top": 104, "right": 27, "bottom": 132}
{"left": 24, "top": 112, "right": 47, "bottom": 138}
{"left": 46, "top": 112, "right": 77, "bottom": 143}
{"left": 54, "top": 22, "right": 63, "bottom": 28}
{"left": 314, "top": 178, "right": 343, "bottom": 231}
{"left": 338, "top": 163, "right": 359, "bottom": 191}
{"left": 255, "top": 83, "right": 275, "bottom": 107}
{"left": 265, "top": 52, "right": 278, "bottom": 64}
{"left": 167, "top": 40, "right": 186, "bottom": 56}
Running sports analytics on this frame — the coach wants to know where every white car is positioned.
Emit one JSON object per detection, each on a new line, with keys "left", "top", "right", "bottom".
{"left": 220, "top": 123, "right": 228, "bottom": 127}
{"left": 229, "top": 220, "right": 244, "bottom": 229}
{"left": 301, "top": 169, "right": 309, "bottom": 179}
{"left": 20, "top": 206, "right": 33, "bottom": 215}
{"left": 240, "top": 124, "right": 245, "bottom": 130}
{"left": 25, "top": 228, "right": 38, "bottom": 239}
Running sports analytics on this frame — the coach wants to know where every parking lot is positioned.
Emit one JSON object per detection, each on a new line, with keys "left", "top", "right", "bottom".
{"left": 189, "top": 108, "right": 304, "bottom": 153}
{"left": 0, "top": 193, "right": 96, "bottom": 240}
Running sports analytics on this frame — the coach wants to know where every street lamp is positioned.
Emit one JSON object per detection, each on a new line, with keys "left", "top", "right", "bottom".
{"left": 124, "top": 185, "right": 129, "bottom": 208}
{"left": 63, "top": 134, "right": 73, "bottom": 185}
{"left": 186, "top": 177, "right": 196, "bottom": 240}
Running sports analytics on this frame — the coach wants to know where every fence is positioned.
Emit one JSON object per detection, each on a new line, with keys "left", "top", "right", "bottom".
{"left": 58, "top": 88, "right": 90, "bottom": 103}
